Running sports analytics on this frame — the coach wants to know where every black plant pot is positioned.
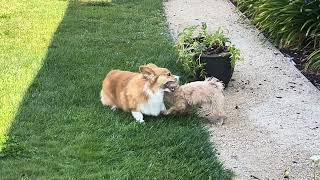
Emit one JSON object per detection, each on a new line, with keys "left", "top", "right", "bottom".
{"left": 195, "top": 52, "right": 234, "bottom": 87}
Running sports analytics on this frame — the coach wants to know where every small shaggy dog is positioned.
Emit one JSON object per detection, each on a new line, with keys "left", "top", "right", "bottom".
{"left": 164, "top": 77, "right": 226, "bottom": 122}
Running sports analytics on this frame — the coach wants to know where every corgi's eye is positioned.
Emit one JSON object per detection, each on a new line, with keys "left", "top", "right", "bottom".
{"left": 167, "top": 73, "right": 171, "bottom": 76}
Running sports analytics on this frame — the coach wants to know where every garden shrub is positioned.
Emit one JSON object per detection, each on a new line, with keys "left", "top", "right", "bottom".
{"left": 236, "top": 0, "right": 320, "bottom": 72}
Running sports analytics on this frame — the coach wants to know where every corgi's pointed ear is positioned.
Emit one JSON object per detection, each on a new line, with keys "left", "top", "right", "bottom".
{"left": 145, "top": 63, "right": 158, "bottom": 68}
{"left": 139, "top": 65, "right": 155, "bottom": 75}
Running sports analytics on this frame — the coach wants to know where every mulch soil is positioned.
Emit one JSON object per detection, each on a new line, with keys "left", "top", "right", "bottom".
{"left": 280, "top": 48, "right": 320, "bottom": 90}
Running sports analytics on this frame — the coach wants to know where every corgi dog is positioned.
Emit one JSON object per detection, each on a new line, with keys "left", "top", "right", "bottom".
{"left": 101, "top": 64, "right": 179, "bottom": 123}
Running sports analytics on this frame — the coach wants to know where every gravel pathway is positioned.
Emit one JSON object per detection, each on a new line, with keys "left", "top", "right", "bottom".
{"left": 164, "top": 0, "right": 320, "bottom": 179}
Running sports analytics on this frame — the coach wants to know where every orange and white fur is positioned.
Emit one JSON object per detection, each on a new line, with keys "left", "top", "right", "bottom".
{"left": 164, "top": 77, "right": 226, "bottom": 120}
{"left": 100, "top": 64, "right": 178, "bottom": 123}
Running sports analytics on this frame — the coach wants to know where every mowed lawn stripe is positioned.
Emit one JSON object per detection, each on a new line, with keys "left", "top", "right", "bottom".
{"left": 0, "top": 0, "right": 232, "bottom": 179}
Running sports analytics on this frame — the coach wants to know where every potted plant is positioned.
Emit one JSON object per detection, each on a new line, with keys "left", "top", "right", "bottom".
{"left": 175, "top": 23, "right": 241, "bottom": 86}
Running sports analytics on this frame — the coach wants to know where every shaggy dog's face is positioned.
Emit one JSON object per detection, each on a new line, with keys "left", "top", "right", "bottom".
{"left": 164, "top": 80, "right": 180, "bottom": 92}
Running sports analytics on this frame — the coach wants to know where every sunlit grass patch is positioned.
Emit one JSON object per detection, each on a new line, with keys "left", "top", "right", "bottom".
{"left": 0, "top": 0, "right": 68, "bottom": 150}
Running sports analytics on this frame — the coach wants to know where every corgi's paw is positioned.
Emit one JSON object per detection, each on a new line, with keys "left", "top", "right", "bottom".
{"left": 131, "top": 111, "right": 144, "bottom": 123}
{"left": 111, "top": 106, "right": 117, "bottom": 111}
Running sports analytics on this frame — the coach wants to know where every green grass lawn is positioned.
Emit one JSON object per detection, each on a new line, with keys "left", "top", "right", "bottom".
{"left": 0, "top": 0, "right": 232, "bottom": 179}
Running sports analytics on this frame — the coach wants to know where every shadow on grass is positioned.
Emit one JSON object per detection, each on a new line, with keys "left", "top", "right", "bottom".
{"left": 0, "top": 1, "right": 232, "bottom": 179}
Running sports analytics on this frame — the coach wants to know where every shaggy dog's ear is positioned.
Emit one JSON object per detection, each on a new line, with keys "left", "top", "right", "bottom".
{"left": 139, "top": 65, "right": 155, "bottom": 75}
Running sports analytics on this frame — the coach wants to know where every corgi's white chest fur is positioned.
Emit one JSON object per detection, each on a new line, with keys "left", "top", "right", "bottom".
{"left": 139, "top": 89, "right": 166, "bottom": 116}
